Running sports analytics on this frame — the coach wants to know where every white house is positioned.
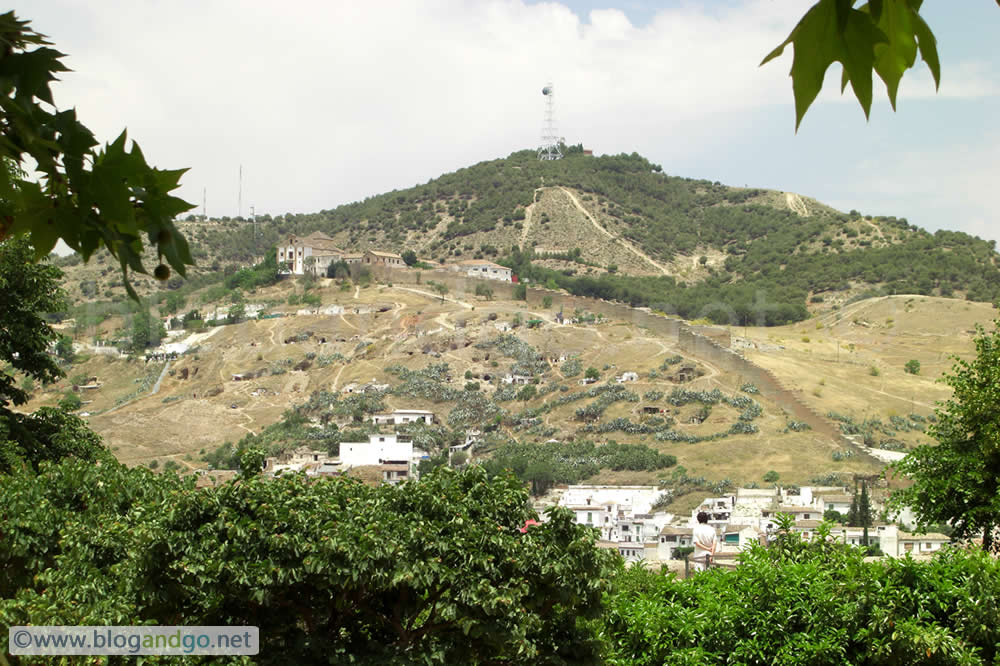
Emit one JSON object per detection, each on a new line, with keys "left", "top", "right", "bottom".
{"left": 656, "top": 526, "right": 694, "bottom": 560}
{"left": 617, "top": 371, "right": 639, "bottom": 383}
{"left": 372, "top": 409, "right": 435, "bottom": 425}
{"left": 450, "top": 259, "right": 513, "bottom": 282}
{"left": 278, "top": 231, "right": 343, "bottom": 275}
{"left": 339, "top": 433, "right": 419, "bottom": 468}
{"left": 894, "top": 531, "right": 950, "bottom": 557}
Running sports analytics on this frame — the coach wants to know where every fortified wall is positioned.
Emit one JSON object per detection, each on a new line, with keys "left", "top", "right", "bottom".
{"left": 373, "top": 266, "right": 854, "bottom": 448}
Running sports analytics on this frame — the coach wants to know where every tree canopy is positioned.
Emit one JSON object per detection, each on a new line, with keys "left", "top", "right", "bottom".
{"left": 0, "top": 237, "right": 65, "bottom": 407}
{"left": 0, "top": 12, "right": 194, "bottom": 298}
{"left": 890, "top": 322, "right": 1000, "bottom": 552}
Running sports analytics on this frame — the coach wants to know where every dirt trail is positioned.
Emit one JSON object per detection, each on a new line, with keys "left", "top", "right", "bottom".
{"left": 558, "top": 186, "right": 670, "bottom": 276}
{"left": 864, "top": 218, "right": 886, "bottom": 241}
{"left": 395, "top": 286, "right": 473, "bottom": 310}
{"left": 353, "top": 285, "right": 360, "bottom": 300}
{"left": 520, "top": 187, "right": 545, "bottom": 247}
{"left": 785, "top": 192, "right": 810, "bottom": 217}
{"left": 330, "top": 364, "right": 346, "bottom": 390}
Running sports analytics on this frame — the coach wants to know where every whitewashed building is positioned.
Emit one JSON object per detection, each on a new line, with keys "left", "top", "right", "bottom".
{"left": 278, "top": 231, "right": 344, "bottom": 275}
{"left": 450, "top": 259, "right": 513, "bottom": 282}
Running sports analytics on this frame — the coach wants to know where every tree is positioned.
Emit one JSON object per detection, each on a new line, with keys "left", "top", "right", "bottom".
{"left": 763, "top": 0, "right": 943, "bottom": 130}
{"left": 474, "top": 282, "right": 494, "bottom": 300}
{"left": 450, "top": 449, "right": 468, "bottom": 467}
{"left": 0, "top": 237, "right": 65, "bottom": 407}
{"left": 401, "top": 249, "right": 417, "bottom": 266}
{"left": 858, "top": 480, "right": 872, "bottom": 546}
{"left": 431, "top": 281, "right": 448, "bottom": 302}
{"left": 57, "top": 391, "right": 81, "bottom": 413}
{"left": 905, "top": 359, "right": 921, "bottom": 375}
{"left": 890, "top": 322, "right": 1000, "bottom": 553}
{"left": 585, "top": 367, "right": 600, "bottom": 381}
{"left": 763, "top": 470, "right": 780, "bottom": 483}
{"left": 0, "top": 13, "right": 194, "bottom": 297}
{"left": 129, "top": 305, "right": 165, "bottom": 351}
{"left": 163, "top": 290, "right": 186, "bottom": 315}
{"left": 54, "top": 333, "right": 75, "bottom": 364}
{"left": 227, "top": 301, "right": 246, "bottom": 324}
{"left": 0, "top": 464, "right": 617, "bottom": 663}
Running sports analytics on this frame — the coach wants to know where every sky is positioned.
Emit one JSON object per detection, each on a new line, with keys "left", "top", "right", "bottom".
{"left": 13, "top": 1, "right": 1000, "bottom": 245}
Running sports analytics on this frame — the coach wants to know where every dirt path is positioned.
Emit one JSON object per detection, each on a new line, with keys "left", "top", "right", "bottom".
{"left": 339, "top": 314, "right": 360, "bottom": 331}
{"left": 353, "top": 285, "right": 360, "bottom": 300}
{"left": 559, "top": 186, "right": 671, "bottom": 276}
{"left": 395, "top": 286, "right": 474, "bottom": 310}
{"left": 330, "top": 363, "right": 347, "bottom": 391}
{"left": 785, "top": 192, "right": 810, "bottom": 217}
{"left": 863, "top": 218, "right": 886, "bottom": 241}
{"left": 520, "top": 187, "right": 544, "bottom": 247}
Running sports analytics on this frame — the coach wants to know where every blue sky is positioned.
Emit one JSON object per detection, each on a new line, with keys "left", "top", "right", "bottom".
{"left": 14, "top": 1, "right": 1000, "bottom": 245}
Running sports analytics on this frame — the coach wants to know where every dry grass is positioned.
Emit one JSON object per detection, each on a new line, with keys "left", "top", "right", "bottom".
{"left": 41, "top": 284, "right": 965, "bottom": 487}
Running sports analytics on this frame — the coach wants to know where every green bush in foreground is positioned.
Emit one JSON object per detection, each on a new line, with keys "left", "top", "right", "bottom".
{"left": 603, "top": 525, "right": 1000, "bottom": 665}
{"left": 0, "top": 461, "right": 616, "bottom": 664}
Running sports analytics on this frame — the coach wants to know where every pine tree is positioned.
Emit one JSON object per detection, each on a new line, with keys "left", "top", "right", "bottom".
{"left": 859, "top": 481, "right": 872, "bottom": 547}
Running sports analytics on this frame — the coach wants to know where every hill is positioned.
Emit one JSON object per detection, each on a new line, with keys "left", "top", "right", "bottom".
{"left": 53, "top": 149, "right": 1000, "bottom": 325}
{"left": 35, "top": 271, "right": 994, "bottom": 510}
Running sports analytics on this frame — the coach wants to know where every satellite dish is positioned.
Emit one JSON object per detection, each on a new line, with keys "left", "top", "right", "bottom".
{"left": 542, "top": 86, "right": 552, "bottom": 96}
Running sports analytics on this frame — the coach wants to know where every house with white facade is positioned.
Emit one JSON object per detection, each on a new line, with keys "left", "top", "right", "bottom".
{"left": 450, "top": 259, "right": 513, "bottom": 282}
{"left": 560, "top": 486, "right": 674, "bottom": 555}
{"left": 656, "top": 526, "right": 695, "bottom": 561}
{"left": 278, "top": 231, "right": 344, "bottom": 276}
{"left": 339, "top": 433, "right": 417, "bottom": 467}
{"left": 894, "top": 531, "right": 950, "bottom": 557}
{"left": 372, "top": 409, "right": 435, "bottom": 425}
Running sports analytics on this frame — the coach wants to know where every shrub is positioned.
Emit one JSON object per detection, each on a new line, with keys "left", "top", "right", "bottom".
{"left": 904, "top": 359, "right": 921, "bottom": 375}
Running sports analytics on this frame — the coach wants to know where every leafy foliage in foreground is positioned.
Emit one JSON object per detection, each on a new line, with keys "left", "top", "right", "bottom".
{"left": 0, "top": 12, "right": 194, "bottom": 297}
{"left": 0, "top": 461, "right": 617, "bottom": 664}
{"left": 604, "top": 530, "right": 1000, "bottom": 665}
{"left": 891, "top": 321, "right": 1000, "bottom": 552}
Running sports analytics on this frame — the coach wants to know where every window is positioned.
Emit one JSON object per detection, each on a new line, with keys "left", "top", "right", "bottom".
{"left": 804, "top": 514, "right": 811, "bottom": 520}
{"left": 587, "top": 512, "right": 592, "bottom": 524}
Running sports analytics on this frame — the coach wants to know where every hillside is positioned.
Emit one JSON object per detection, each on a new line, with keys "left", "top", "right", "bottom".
{"left": 35, "top": 270, "right": 995, "bottom": 506}
{"left": 53, "top": 149, "right": 1000, "bottom": 322}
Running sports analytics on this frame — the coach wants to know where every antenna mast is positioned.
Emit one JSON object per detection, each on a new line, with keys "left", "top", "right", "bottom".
{"left": 202, "top": 187, "right": 207, "bottom": 219}
{"left": 238, "top": 164, "right": 243, "bottom": 219}
{"left": 538, "top": 83, "right": 563, "bottom": 161}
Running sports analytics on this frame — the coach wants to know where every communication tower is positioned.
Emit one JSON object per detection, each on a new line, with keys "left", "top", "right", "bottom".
{"left": 538, "top": 83, "right": 563, "bottom": 161}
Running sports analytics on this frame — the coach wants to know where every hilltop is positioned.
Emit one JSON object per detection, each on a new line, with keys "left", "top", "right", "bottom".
{"left": 31, "top": 148, "right": 1000, "bottom": 504}
{"left": 53, "top": 149, "right": 1000, "bottom": 322}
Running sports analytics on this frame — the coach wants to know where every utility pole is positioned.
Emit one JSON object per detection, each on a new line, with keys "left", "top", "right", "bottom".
{"left": 238, "top": 165, "right": 243, "bottom": 220}
{"left": 202, "top": 187, "right": 206, "bottom": 219}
